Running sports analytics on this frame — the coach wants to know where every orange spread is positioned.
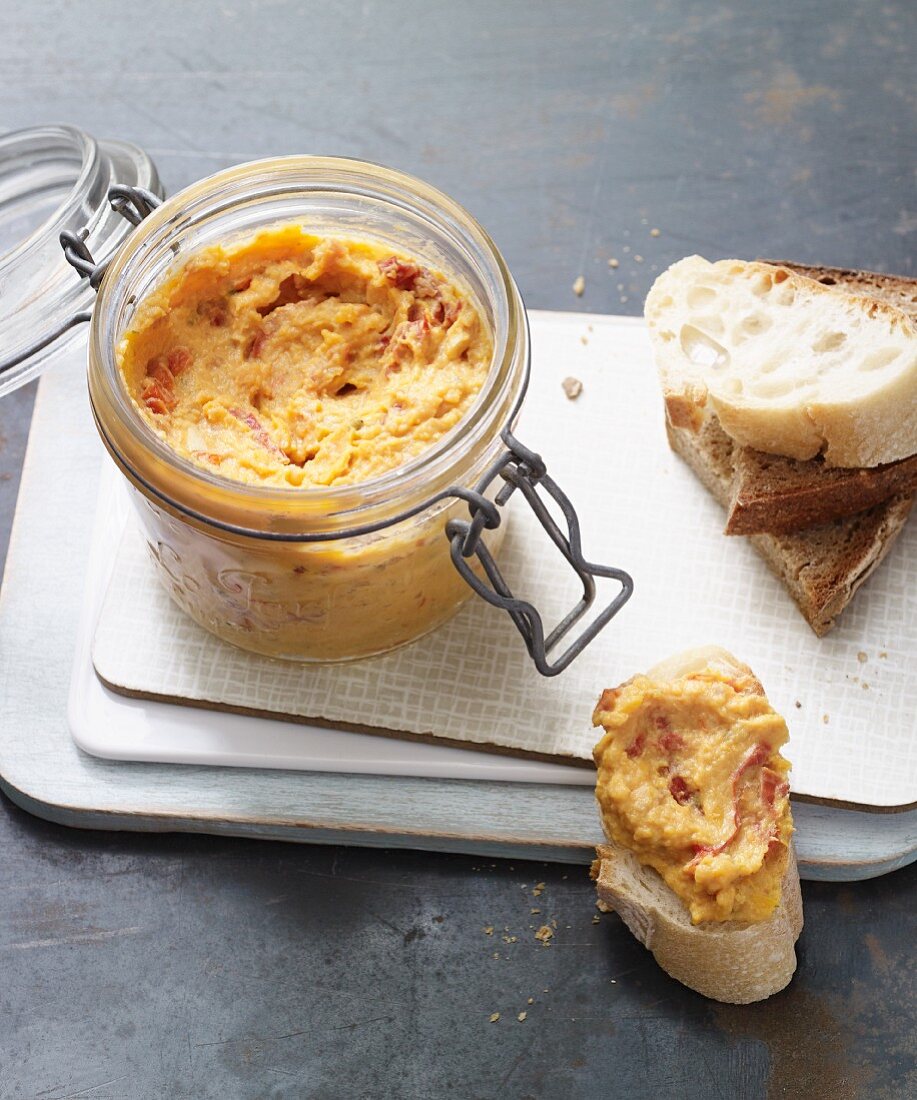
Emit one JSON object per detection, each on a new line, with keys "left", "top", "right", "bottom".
{"left": 593, "top": 658, "right": 792, "bottom": 924}
{"left": 116, "top": 226, "right": 491, "bottom": 488}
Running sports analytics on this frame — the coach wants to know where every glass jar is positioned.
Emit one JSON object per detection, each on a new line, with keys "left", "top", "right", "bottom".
{"left": 87, "top": 158, "right": 527, "bottom": 661}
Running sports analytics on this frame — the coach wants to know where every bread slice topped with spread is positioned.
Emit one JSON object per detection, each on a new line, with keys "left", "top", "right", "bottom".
{"left": 591, "top": 646, "right": 803, "bottom": 1004}
{"left": 645, "top": 257, "right": 916, "bottom": 633}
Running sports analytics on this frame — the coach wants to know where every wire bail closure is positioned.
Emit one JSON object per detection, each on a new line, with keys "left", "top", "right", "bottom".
{"left": 60, "top": 186, "right": 163, "bottom": 288}
{"left": 446, "top": 429, "right": 633, "bottom": 676}
{"left": 57, "top": 185, "right": 633, "bottom": 676}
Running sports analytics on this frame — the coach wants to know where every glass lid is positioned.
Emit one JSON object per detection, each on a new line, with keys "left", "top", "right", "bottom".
{"left": 0, "top": 123, "right": 161, "bottom": 397}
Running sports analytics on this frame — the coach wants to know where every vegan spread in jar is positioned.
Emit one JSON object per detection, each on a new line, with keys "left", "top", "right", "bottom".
{"left": 109, "top": 221, "right": 505, "bottom": 662}
{"left": 117, "top": 226, "right": 492, "bottom": 488}
{"left": 593, "top": 657, "right": 792, "bottom": 925}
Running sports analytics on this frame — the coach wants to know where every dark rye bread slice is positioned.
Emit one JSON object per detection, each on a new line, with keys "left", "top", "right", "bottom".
{"left": 666, "top": 416, "right": 914, "bottom": 635}
{"left": 726, "top": 449, "right": 917, "bottom": 535}
{"left": 723, "top": 262, "right": 917, "bottom": 535}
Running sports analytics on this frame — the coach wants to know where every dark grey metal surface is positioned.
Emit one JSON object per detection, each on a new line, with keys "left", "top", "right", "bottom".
{"left": 0, "top": 2, "right": 914, "bottom": 1097}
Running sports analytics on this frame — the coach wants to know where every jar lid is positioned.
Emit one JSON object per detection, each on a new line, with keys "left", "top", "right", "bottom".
{"left": 0, "top": 124, "right": 161, "bottom": 397}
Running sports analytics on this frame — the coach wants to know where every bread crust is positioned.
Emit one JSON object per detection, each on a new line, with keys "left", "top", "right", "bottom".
{"left": 592, "top": 842, "right": 803, "bottom": 1004}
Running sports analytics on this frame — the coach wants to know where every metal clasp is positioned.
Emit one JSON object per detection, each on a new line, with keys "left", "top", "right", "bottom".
{"left": 445, "top": 429, "right": 633, "bottom": 676}
{"left": 60, "top": 185, "right": 162, "bottom": 287}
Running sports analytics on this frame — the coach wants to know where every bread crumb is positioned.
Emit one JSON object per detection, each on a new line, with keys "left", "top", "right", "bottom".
{"left": 610, "top": 979, "right": 617, "bottom": 984}
{"left": 530, "top": 908, "right": 541, "bottom": 914}
{"left": 592, "top": 914, "right": 601, "bottom": 924}
{"left": 533, "top": 882, "right": 545, "bottom": 897}
{"left": 527, "top": 997, "right": 534, "bottom": 1005}
{"left": 857, "top": 651, "right": 868, "bottom": 663}
{"left": 502, "top": 935, "right": 518, "bottom": 944}
{"left": 543, "top": 988, "right": 549, "bottom": 993}
{"left": 535, "top": 925, "right": 554, "bottom": 945}
{"left": 823, "top": 714, "right": 830, "bottom": 725}
{"left": 572, "top": 275, "right": 585, "bottom": 296}
{"left": 562, "top": 377, "right": 583, "bottom": 400}
{"left": 517, "top": 1011, "right": 527, "bottom": 1022}
{"left": 492, "top": 951, "right": 500, "bottom": 959}
{"left": 587, "top": 324, "right": 593, "bottom": 332}
{"left": 596, "top": 899, "right": 614, "bottom": 913}
{"left": 634, "top": 254, "right": 644, "bottom": 263}
{"left": 483, "top": 926, "right": 494, "bottom": 935}
{"left": 650, "top": 227, "right": 661, "bottom": 237}
{"left": 489, "top": 1012, "right": 500, "bottom": 1023}
{"left": 608, "top": 257, "right": 619, "bottom": 268}
{"left": 862, "top": 682, "right": 870, "bottom": 691}
{"left": 794, "top": 700, "right": 802, "bottom": 709}
{"left": 620, "top": 295, "right": 629, "bottom": 303}
{"left": 879, "top": 651, "right": 888, "bottom": 659}
{"left": 580, "top": 334, "right": 588, "bottom": 345}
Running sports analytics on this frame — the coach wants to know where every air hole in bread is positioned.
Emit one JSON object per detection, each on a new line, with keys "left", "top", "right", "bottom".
{"left": 742, "top": 313, "right": 772, "bottom": 336}
{"left": 722, "top": 377, "right": 743, "bottom": 396}
{"left": 774, "top": 286, "right": 796, "bottom": 307}
{"left": 750, "top": 274, "right": 773, "bottom": 296}
{"left": 811, "top": 332, "right": 847, "bottom": 353}
{"left": 686, "top": 286, "right": 717, "bottom": 310}
{"left": 773, "top": 269, "right": 790, "bottom": 284}
{"left": 859, "top": 347, "right": 901, "bottom": 372}
{"left": 679, "top": 324, "right": 729, "bottom": 370}
{"left": 759, "top": 358, "right": 780, "bottom": 374}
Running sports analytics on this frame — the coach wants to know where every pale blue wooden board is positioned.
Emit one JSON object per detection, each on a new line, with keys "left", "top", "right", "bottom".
{"left": 1, "top": 343, "right": 914, "bottom": 881}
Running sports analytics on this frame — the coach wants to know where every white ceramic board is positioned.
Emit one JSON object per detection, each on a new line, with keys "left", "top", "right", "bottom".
{"left": 92, "top": 313, "right": 917, "bottom": 808}
{"left": 70, "top": 464, "right": 591, "bottom": 785}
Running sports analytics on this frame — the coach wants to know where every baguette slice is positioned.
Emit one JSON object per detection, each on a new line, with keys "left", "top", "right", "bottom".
{"left": 591, "top": 842, "right": 803, "bottom": 1004}
{"left": 591, "top": 647, "right": 803, "bottom": 1004}
{"left": 724, "top": 263, "right": 917, "bottom": 534}
{"left": 667, "top": 415, "right": 914, "bottom": 634}
{"left": 645, "top": 256, "right": 917, "bottom": 467}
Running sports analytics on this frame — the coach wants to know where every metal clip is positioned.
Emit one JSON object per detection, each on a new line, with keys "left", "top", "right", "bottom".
{"left": 61, "top": 185, "right": 162, "bottom": 288}
{"left": 445, "top": 429, "right": 633, "bottom": 676}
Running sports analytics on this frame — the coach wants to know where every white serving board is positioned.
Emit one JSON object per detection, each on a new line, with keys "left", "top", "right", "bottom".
{"left": 2, "top": 325, "right": 916, "bottom": 882}
{"left": 92, "top": 313, "right": 917, "bottom": 808}
{"left": 70, "top": 464, "right": 590, "bottom": 786}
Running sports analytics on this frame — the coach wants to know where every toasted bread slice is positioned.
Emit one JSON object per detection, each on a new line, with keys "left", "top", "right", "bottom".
{"left": 724, "top": 264, "right": 917, "bottom": 534}
{"left": 726, "top": 447, "right": 917, "bottom": 535}
{"left": 591, "top": 842, "right": 803, "bottom": 1004}
{"left": 645, "top": 256, "right": 917, "bottom": 467}
{"left": 667, "top": 415, "right": 914, "bottom": 634}
{"left": 591, "top": 646, "right": 803, "bottom": 1004}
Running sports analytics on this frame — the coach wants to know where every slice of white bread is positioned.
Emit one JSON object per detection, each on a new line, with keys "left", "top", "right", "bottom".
{"left": 592, "top": 842, "right": 803, "bottom": 1004}
{"left": 591, "top": 646, "right": 803, "bottom": 1004}
{"left": 667, "top": 414, "right": 914, "bottom": 634}
{"left": 645, "top": 256, "right": 917, "bottom": 467}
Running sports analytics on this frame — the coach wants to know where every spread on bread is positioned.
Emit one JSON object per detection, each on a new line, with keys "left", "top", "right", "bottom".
{"left": 593, "top": 652, "right": 793, "bottom": 925}
{"left": 117, "top": 225, "right": 491, "bottom": 488}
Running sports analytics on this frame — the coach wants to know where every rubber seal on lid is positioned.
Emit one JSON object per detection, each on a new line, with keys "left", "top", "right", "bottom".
{"left": 0, "top": 123, "right": 161, "bottom": 397}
